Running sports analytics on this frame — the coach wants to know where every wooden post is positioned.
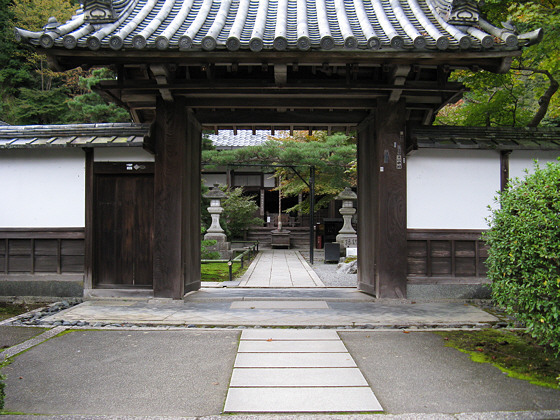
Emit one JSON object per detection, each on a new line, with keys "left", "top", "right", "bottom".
{"left": 83, "top": 147, "right": 94, "bottom": 294}
{"left": 357, "top": 99, "right": 407, "bottom": 298}
{"left": 500, "top": 150, "right": 511, "bottom": 192}
{"left": 153, "top": 97, "right": 201, "bottom": 298}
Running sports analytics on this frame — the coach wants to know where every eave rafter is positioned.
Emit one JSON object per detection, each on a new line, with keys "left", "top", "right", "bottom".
{"left": 45, "top": 49, "right": 520, "bottom": 72}
{"left": 94, "top": 67, "right": 465, "bottom": 127}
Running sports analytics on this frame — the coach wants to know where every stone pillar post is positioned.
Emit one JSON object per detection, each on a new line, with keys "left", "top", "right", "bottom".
{"left": 203, "top": 185, "right": 230, "bottom": 257}
{"left": 335, "top": 187, "right": 357, "bottom": 250}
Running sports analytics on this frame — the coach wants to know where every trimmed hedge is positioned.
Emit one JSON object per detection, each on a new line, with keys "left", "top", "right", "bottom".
{"left": 484, "top": 160, "right": 560, "bottom": 355}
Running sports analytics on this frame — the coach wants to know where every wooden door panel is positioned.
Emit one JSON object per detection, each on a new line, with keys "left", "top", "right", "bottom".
{"left": 132, "top": 176, "right": 154, "bottom": 286}
{"left": 94, "top": 173, "right": 153, "bottom": 288}
{"left": 94, "top": 175, "right": 117, "bottom": 286}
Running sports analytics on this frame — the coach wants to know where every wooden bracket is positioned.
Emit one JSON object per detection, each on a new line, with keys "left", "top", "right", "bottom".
{"left": 150, "top": 64, "right": 174, "bottom": 102}
{"left": 389, "top": 65, "right": 410, "bottom": 103}
{"left": 274, "top": 64, "right": 287, "bottom": 85}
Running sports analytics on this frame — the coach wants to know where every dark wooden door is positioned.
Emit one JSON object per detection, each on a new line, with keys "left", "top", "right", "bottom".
{"left": 93, "top": 169, "right": 154, "bottom": 288}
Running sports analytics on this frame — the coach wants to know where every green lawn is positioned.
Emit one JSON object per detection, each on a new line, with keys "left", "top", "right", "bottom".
{"left": 201, "top": 261, "right": 251, "bottom": 282}
{"left": 435, "top": 329, "right": 560, "bottom": 389}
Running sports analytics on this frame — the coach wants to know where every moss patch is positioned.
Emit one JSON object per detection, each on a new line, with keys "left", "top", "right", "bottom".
{"left": 200, "top": 261, "right": 249, "bottom": 282}
{"left": 0, "top": 303, "right": 43, "bottom": 321}
{"left": 435, "top": 329, "right": 560, "bottom": 389}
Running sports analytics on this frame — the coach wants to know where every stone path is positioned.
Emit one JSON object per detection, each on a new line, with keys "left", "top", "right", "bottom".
{"left": 40, "top": 288, "right": 498, "bottom": 327}
{"left": 37, "top": 288, "right": 498, "bottom": 328}
{"left": 237, "top": 249, "right": 325, "bottom": 287}
{"left": 223, "top": 329, "right": 382, "bottom": 413}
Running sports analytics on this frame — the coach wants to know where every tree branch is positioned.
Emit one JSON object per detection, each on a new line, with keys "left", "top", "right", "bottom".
{"left": 514, "top": 67, "right": 559, "bottom": 127}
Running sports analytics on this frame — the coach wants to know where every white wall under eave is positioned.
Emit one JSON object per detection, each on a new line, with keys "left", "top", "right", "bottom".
{"left": 94, "top": 147, "right": 155, "bottom": 162}
{"left": 509, "top": 150, "right": 560, "bottom": 180}
{"left": 407, "top": 149, "right": 501, "bottom": 230}
{"left": 0, "top": 148, "right": 85, "bottom": 228}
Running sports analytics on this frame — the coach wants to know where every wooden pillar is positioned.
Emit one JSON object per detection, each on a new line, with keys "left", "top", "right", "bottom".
{"left": 500, "top": 150, "right": 511, "bottom": 192}
{"left": 153, "top": 97, "right": 201, "bottom": 298}
{"left": 357, "top": 99, "right": 407, "bottom": 298}
{"left": 83, "top": 147, "right": 94, "bottom": 294}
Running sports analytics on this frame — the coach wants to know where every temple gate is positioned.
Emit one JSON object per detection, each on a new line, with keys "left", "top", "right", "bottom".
{"left": 15, "top": 0, "right": 541, "bottom": 298}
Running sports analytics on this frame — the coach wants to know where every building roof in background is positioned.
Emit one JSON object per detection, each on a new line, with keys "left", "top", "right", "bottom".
{"left": 412, "top": 126, "right": 560, "bottom": 151}
{"left": 0, "top": 123, "right": 276, "bottom": 149}
{"left": 207, "top": 130, "right": 278, "bottom": 148}
{"left": 15, "top": 0, "right": 541, "bottom": 54}
{"left": 2, "top": 123, "right": 559, "bottom": 151}
{"left": 0, "top": 123, "right": 149, "bottom": 148}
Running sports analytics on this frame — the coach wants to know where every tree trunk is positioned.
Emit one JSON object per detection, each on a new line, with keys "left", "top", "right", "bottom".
{"left": 522, "top": 68, "right": 559, "bottom": 127}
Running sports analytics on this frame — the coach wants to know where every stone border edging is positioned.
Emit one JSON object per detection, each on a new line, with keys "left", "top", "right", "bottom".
{"left": 1, "top": 326, "right": 67, "bottom": 360}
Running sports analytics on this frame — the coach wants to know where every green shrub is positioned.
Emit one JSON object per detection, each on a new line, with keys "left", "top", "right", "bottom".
{"left": 200, "top": 227, "right": 220, "bottom": 260}
{"left": 484, "top": 160, "right": 560, "bottom": 355}
{"left": 221, "top": 187, "right": 262, "bottom": 240}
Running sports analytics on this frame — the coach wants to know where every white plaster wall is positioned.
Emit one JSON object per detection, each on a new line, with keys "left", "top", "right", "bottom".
{"left": 509, "top": 150, "right": 560, "bottom": 180}
{"left": 0, "top": 149, "right": 85, "bottom": 227}
{"left": 407, "top": 149, "right": 501, "bottom": 229}
{"left": 94, "top": 147, "right": 154, "bottom": 162}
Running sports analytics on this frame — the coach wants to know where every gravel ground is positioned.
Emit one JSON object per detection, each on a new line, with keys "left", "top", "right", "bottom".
{"left": 300, "top": 249, "right": 358, "bottom": 288}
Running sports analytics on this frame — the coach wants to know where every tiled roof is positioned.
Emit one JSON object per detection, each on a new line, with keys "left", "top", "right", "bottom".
{"left": 207, "top": 130, "right": 278, "bottom": 148}
{"left": 14, "top": 0, "right": 541, "bottom": 53}
{"left": 412, "top": 126, "right": 560, "bottom": 150}
{"left": 0, "top": 123, "right": 149, "bottom": 148}
{"left": 2, "top": 123, "right": 559, "bottom": 151}
{"left": 0, "top": 123, "right": 277, "bottom": 149}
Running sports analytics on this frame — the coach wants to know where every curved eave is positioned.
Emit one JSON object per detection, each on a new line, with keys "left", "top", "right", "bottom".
{"left": 14, "top": 0, "right": 538, "bottom": 56}
{"left": 35, "top": 45, "right": 523, "bottom": 74}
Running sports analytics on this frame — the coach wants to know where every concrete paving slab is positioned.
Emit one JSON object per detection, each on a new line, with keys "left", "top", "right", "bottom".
{"left": 3, "top": 329, "right": 240, "bottom": 417}
{"left": 229, "top": 367, "right": 369, "bottom": 387}
{"left": 339, "top": 331, "right": 560, "bottom": 414}
{"left": 234, "top": 352, "right": 357, "bottom": 367}
{"left": 230, "top": 301, "right": 329, "bottom": 309}
{"left": 241, "top": 329, "right": 340, "bottom": 340}
{"left": 238, "top": 340, "right": 348, "bottom": 353}
{"left": 223, "top": 387, "right": 383, "bottom": 412}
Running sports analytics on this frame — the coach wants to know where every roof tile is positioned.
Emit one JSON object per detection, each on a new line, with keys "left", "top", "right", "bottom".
{"left": 14, "top": 0, "right": 541, "bottom": 52}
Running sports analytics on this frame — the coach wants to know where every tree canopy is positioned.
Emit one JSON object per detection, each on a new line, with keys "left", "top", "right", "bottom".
{"left": 436, "top": 0, "right": 560, "bottom": 127}
{"left": 202, "top": 131, "right": 357, "bottom": 213}
{"left": 0, "top": 0, "right": 130, "bottom": 125}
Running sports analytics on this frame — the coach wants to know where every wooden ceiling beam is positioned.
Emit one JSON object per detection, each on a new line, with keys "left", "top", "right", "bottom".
{"left": 98, "top": 79, "right": 464, "bottom": 93}
{"left": 194, "top": 109, "right": 368, "bottom": 125}
{"left": 124, "top": 96, "right": 379, "bottom": 109}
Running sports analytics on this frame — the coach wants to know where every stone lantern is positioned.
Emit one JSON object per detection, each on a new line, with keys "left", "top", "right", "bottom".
{"left": 335, "top": 187, "right": 357, "bottom": 250}
{"left": 203, "top": 185, "right": 230, "bottom": 256}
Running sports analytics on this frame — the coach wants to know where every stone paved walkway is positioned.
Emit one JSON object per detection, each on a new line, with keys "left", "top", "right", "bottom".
{"left": 41, "top": 288, "right": 498, "bottom": 327}
{"left": 224, "top": 329, "right": 382, "bottom": 413}
{"left": 237, "top": 249, "right": 325, "bottom": 287}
